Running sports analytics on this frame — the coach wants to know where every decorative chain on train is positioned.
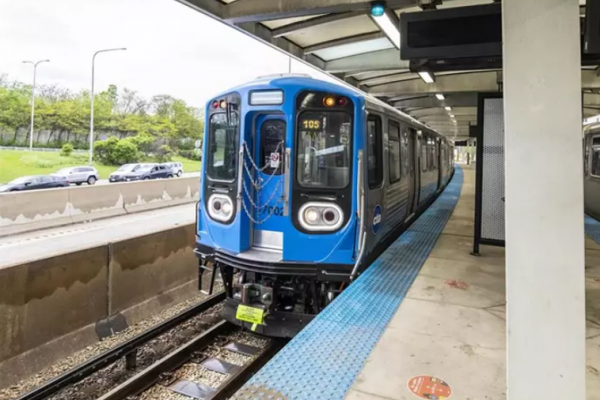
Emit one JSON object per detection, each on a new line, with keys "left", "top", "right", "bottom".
{"left": 240, "top": 140, "right": 285, "bottom": 224}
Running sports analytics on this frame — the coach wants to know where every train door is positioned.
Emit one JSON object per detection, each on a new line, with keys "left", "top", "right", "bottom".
{"left": 251, "top": 115, "right": 286, "bottom": 251}
{"left": 405, "top": 127, "right": 418, "bottom": 217}
{"left": 365, "top": 112, "right": 385, "bottom": 247}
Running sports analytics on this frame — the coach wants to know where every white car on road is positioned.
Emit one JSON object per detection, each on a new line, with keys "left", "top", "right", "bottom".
{"left": 52, "top": 166, "right": 98, "bottom": 185}
{"left": 163, "top": 162, "right": 184, "bottom": 177}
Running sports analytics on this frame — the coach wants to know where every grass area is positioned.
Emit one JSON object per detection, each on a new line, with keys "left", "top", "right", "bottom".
{"left": 0, "top": 149, "right": 201, "bottom": 183}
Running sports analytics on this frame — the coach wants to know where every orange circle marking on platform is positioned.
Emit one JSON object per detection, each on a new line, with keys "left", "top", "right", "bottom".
{"left": 407, "top": 375, "right": 452, "bottom": 399}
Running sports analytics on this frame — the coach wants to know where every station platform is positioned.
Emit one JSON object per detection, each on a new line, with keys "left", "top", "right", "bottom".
{"left": 0, "top": 203, "right": 195, "bottom": 269}
{"left": 233, "top": 165, "right": 600, "bottom": 400}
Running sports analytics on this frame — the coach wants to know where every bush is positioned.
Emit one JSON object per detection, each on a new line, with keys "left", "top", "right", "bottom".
{"left": 93, "top": 136, "right": 140, "bottom": 165}
{"left": 113, "top": 140, "right": 140, "bottom": 164}
{"left": 60, "top": 143, "right": 74, "bottom": 157}
{"left": 93, "top": 137, "right": 118, "bottom": 164}
{"left": 178, "top": 149, "right": 201, "bottom": 161}
{"left": 155, "top": 144, "right": 174, "bottom": 163}
{"left": 177, "top": 140, "right": 196, "bottom": 151}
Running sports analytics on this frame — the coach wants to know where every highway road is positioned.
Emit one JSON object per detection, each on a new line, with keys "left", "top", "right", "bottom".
{"left": 95, "top": 171, "right": 200, "bottom": 185}
{"left": 0, "top": 172, "right": 201, "bottom": 193}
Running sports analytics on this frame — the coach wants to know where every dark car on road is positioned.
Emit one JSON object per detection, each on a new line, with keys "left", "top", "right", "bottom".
{"left": 109, "top": 163, "right": 152, "bottom": 183}
{"left": 0, "top": 175, "right": 70, "bottom": 193}
{"left": 121, "top": 164, "right": 174, "bottom": 181}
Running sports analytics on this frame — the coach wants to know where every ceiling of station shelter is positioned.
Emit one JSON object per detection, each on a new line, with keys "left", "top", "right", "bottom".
{"left": 178, "top": 0, "right": 600, "bottom": 140}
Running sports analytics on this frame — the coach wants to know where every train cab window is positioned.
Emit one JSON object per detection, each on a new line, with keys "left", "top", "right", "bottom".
{"left": 207, "top": 112, "right": 239, "bottom": 182}
{"left": 389, "top": 121, "right": 401, "bottom": 183}
{"left": 260, "top": 119, "right": 285, "bottom": 175}
{"left": 367, "top": 114, "right": 383, "bottom": 188}
{"left": 296, "top": 111, "right": 351, "bottom": 188}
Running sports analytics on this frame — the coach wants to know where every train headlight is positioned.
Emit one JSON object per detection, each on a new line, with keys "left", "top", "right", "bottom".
{"left": 298, "top": 202, "right": 344, "bottom": 232}
{"left": 208, "top": 194, "right": 234, "bottom": 222}
{"left": 304, "top": 207, "right": 320, "bottom": 224}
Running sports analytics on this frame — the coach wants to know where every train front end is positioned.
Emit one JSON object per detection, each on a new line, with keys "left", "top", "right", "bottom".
{"left": 195, "top": 76, "right": 364, "bottom": 337}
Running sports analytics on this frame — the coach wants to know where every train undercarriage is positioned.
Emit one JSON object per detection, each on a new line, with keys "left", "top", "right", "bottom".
{"left": 197, "top": 256, "right": 347, "bottom": 338}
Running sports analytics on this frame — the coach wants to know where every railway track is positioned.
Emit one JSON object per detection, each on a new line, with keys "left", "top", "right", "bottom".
{"left": 15, "top": 291, "right": 226, "bottom": 400}
{"left": 98, "top": 321, "right": 282, "bottom": 400}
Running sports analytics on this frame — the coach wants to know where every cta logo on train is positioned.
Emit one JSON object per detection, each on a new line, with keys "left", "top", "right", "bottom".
{"left": 195, "top": 74, "right": 454, "bottom": 337}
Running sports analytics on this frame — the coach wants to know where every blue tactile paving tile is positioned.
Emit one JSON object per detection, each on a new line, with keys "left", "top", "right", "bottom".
{"left": 234, "top": 167, "right": 464, "bottom": 400}
{"left": 585, "top": 214, "right": 600, "bottom": 244}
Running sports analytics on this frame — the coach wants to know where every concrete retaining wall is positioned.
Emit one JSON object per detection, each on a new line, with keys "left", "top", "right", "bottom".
{"left": 109, "top": 225, "right": 197, "bottom": 315}
{"left": 0, "top": 177, "right": 200, "bottom": 237}
{"left": 0, "top": 223, "right": 199, "bottom": 389}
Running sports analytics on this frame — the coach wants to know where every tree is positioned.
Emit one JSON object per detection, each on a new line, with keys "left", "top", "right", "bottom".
{"left": 0, "top": 82, "right": 31, "bottom": 141}
{"left": 150, "top": 94, "right": 174, "bottom": 118}
{"left": 0, "top": 77, "right": 205, "bottom": 150}
{"left": 116, "top": 88, "right": 147, "bottom": 117}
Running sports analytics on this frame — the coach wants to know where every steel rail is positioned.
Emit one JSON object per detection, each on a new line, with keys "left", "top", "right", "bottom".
{"left": 207, "top": 339, "right": 284, "bottom": 400}
{"left": 17, "top": 291, "right": 226, "bottom": 400}
{"left": 97, "top": 320, "right": 234, "bottom": 400}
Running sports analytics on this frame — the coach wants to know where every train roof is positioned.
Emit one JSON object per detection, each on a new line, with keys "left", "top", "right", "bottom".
{"left": 585, "top": 123, "right": 600, "bottom": 135}
{"left": 211, "top": 74, "right": 448, "bottom": 140}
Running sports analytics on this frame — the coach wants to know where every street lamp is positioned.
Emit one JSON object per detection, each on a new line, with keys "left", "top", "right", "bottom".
{"left": 89, "top": 47, "right": 126, "bottom": 165}
{"left": 22, "top": 59, "right": 50, "bottom": 151}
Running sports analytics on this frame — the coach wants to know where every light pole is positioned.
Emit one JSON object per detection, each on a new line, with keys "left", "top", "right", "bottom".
{"left": 23, "top": 59, "right": 50, "bottom": 151}
{"left": 89, "top": 48, "right": 126, "bottom": 165}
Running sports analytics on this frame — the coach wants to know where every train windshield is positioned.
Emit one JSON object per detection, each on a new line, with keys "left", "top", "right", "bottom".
{"left": 296, "top": 111, "right": 351, "bottom": 188}
{"left": 207, "top": 112, "right": 239, "bottom": 181}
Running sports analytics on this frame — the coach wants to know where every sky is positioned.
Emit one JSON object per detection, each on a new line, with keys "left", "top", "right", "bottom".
{"left": 0, "top": 0, "right": 338, "bottom": 109}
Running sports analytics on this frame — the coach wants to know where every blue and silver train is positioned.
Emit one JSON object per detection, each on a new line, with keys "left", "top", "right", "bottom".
{"left": 195, "top": 74, "right": 454, "bottom": 337}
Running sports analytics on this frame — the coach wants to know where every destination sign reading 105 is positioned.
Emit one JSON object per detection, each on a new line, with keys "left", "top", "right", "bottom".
{"left": 301, "top": 119, "right": 321, "bottom": 130}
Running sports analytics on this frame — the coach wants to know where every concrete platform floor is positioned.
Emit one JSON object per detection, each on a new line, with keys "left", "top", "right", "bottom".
{"left": 0, "top": 203, "right": 195, "bottom": 268}
{"left": 344, "top": 165, "right": 600, "bottom": 400}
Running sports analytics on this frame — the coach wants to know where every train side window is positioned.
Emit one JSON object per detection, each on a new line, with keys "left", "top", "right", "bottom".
{"left": 367, "top": 114, "right": 383, "bottom": 189}
{"left": 592, "top": 147, "right": 600, "bottom": 177}
{"left": 591, "top": 136, "right": 600, "bottom": 177}
{"left": 400, "top": 125, "right": 410, "bottom": 176}
{"left": 424, "top": 136, "right": 433, "bottom": 171}
{"left": 441, "top": 146, "right": 445, "bottom": 169}
{"left": 585, "top": 140, "right": 590, "bottom": 176}
{"left": 420, "top": 136, "right": 428, "bottom": 172}
{"left": 389, "top": 121, "right": 401, "bottom": 183}
{"left": 428, "top": 139, "right": 435, "bottom": 170}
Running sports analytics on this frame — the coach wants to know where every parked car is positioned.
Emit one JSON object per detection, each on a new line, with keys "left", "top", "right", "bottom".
{"left": 121, "top": 164, "right": 174, "bottom": 181}
{"left": 109, "top": 163, "right": 153, "bottom": 183}
{"left": 164, "top": 162, "right": 184, "bottom": 177}
{"left": 0, "top": 175, "right": 69, "bottom": 193}
{"left": 52, "top": 166, "right": 98, "bottom": 185}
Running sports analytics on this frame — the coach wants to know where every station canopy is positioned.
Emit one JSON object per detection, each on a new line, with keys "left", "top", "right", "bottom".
{"left": 177, "top": 0, "right": 600, "bottom": 141}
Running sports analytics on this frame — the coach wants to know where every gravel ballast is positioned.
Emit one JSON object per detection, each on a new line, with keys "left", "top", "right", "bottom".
{"left": 0, "top": 290, "right": 222, "bottom": 400}
{"left": 136, "top": 331, "right": 272, "bottom": 400}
